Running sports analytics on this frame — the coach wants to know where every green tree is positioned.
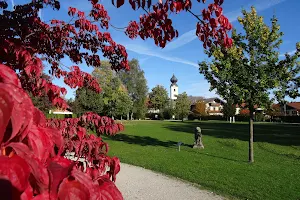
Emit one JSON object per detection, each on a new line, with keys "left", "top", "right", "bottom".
{"left": 149, "top": 85, "right": 169, "bottom": 111}
{"left": 73, "top": 88, "right": 104, "bottom": 116}
{"left": 163, "top": 104, "right": 175, "bottom": 119}
{"left": 175, "top": 92, "right": 191, "bottom": 122}
{"left": 222, "top": 99, "right": 236, "bottom": 120}
{"left": 28, "top": 73, "right": 53, "bottom": 114}
{"left": 199, "top": 7, "right": 300, "bottom": 162}
{"left": 115, "top": 90, "right": 133, "bottom": 120}
{"left": 118, "top": 59, "right": 148, "bottom": 120}
{"left": 91, "top": 61, "right": 128, "bottom": 119}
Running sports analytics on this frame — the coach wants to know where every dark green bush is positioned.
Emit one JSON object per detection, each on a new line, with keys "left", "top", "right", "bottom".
{"left": 255, "top": 113, "right": 265, "bottom": 122}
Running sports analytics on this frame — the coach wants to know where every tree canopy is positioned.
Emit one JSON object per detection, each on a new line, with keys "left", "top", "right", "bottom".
{"left": 222, "top": 99, "right": 236, "bottom": 118}
{"left": 199, "top": 7, "right": 300, "bottom": 162}
{"left": 149, "top": 85, "right": 169, "bottom": 110}
{"left": 175, "top": 92, "right": 191, "bottom": 121}
{"left": 118, "top": 59, "right": 148, "bottom": 119}
{"left": 73, "top": 87, "right": 104, "bottom": 116}
{"left": 90, "top": 61, "right": 132, "bottom": 118}
{"left": 193, "top": 100, "right": 207, "bottom": 117}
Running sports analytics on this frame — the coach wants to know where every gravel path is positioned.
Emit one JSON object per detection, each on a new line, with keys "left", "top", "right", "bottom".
{"left": 115, "top": 163, "right": 225, "bottom": 200}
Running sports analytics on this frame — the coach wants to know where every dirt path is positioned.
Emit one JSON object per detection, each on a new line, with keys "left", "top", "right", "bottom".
{"left": 115, "top": 163, "right": 225, "bottom": 200}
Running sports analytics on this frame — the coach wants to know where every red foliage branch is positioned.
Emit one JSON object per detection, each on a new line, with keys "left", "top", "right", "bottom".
{"left": 0, "top": 0, "right": 129, "bottom": 109}
{"left": 0, "top": 0, "right": 232, "bottom": 199}
{"left": 0, "top": 0, "right": 232, "bottom": 109}
{"left": 122, "top": 0, "right": 233, "bottom": 48}
{"left": 46, "top": 113, "right": 124, "bottom": 181}
{"left": 0, "top": 65, "right": 123, "bottom": 199}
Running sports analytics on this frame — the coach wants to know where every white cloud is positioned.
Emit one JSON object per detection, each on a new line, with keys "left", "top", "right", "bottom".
{"left": 10, "top": 0, "right": 14, "bottom": 10}
{"left": 124, "top": 43, "right": 199, "bottom": 68}
{"left": 164, "top": 0, "right": 288, "bottom": 51}
{"left": 38, "top": 9, "right": 43, "bottom": 21}
{"left": 279, "top": 49, "right": 296, "bottom": 57}
{"left": 139, "top": 57, "right": 151, "bottom": 65}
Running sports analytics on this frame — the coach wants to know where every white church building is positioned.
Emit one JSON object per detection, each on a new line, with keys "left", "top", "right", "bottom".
{"left": 170, "top": 74, "right": 178, "bottom": 103}
{"left": 169, "top": 74, "right": 225, "bottom": 116}
{"left": 169, "top": 74, "right": 178, "bottom": 119}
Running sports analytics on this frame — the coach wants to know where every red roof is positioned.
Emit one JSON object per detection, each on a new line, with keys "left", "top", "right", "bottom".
{"left": 272, "top": 104, "right": 280, "bottom": 109}
{"left": 288, "top": 102, "right": 300, "bottom": 111}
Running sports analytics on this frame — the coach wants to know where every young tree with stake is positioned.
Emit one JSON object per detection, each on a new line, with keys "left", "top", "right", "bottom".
{"left": 200, "top": 7, "right": 300, "bottom": 163}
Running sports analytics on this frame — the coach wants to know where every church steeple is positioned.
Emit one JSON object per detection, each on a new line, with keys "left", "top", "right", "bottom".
{"left": 170, "top": 74, "right": 178, "bottom": 100}
{"left": 170, "top": 74, "right": 178, "bottom": 85}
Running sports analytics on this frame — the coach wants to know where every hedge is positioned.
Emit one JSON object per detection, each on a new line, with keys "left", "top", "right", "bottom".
{"left": 46, "top": 113, "right": 76, "bottom": 119}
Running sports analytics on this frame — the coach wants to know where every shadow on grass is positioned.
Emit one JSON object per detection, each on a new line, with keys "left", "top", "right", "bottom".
{"left": 106, "top": 134, "right": 178, "bottom": 147}
{"left": 106, "top": 134, "right": 246, "bottom": 163}
{"left": 163, "top": 121, "right": 300, "bottom": 146}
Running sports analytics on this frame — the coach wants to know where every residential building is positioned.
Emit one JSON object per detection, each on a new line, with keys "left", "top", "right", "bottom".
{"left": 189, "top": 97, "right": 224, "bottom": 116}
{"left": 274, "top": 102, "right": 300, "bottom": 116}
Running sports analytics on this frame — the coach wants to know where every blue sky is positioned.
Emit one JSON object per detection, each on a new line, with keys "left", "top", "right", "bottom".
{"left": 11, "top": 0, "right": 300, "bottom": 101}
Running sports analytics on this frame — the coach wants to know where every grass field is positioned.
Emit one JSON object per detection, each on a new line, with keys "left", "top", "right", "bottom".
{"left": 102, "top": 120, "right": 300, "bottom": 200}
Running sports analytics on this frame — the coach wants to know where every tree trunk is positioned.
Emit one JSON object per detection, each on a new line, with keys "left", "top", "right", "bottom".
{"left": 130, "top": 113, "right": 133, "bottom": 120}
{"left": 121, "top": 116, "right": 123, "bottom": 120}
{"left": 249, "top": 110, "right": 254, "bottom": 163}
{"left": 127, "top": 113, "right": 129, "bottom": 120}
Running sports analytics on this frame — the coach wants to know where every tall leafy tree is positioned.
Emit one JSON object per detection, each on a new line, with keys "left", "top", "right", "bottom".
{"left": 91, "top": 61, "right": 132, "bottom": 119}
{"left": 73, "top": 88, "right": 104, "bottom": 116}
{"left": 149, "top": 85, "right": 169, "bottom": 111}
{"left": 222, "top": 99, "right": 236, "bottom": 119}
{"left": 115, "top": 90, "right": 133, "bottom": 119}
{"left": 199, "top": 7, "right": 300, "bottom": 162}
{"left": 118, "top": 59, "right": 148, "bottom": 119}
{"left": 175, "top": 92, "right": 191, "bottom": 121}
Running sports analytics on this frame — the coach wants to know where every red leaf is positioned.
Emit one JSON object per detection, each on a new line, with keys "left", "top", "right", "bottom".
{"left": 71, "top": 169, "right": 97, "bottom": 189}
{"left": 0, "top": 84, "right": 14, "bottom": 144}
{"left": 0, "top": 64, "right": 22, "bottom": 88}
{"left": 20, "top": 184, "right": 33, "bottom": 200}
{"left": 27, "top": 125, "right": 54, "bottom": 162}
{"left": 116, "top": 0, "right": 124, "bottom": 8}
{"left": 108, "top": 157, "right": 120, "bottom": 182}
{"left": 95, "top": 177, "right": 123, "bottom": 200}
{"left": 0, "top": 155, "right": 30, "bottom": 192}
{"left": 32, "top": 192, "right": 52, "bottom": 200}
{"left": 0, "top": 84, "right": 34, "bottom": 145}
{"left": 47, "top": 156, "right": 75, "bottom": 197}
{"left": 58, "top": 179, "right": 90, "bottom": 200}
{"left": 8, "top": 143, "right": 50, "bottom": 192}
{"left": 33, "top": 108, "right": 47, "bottom": 127}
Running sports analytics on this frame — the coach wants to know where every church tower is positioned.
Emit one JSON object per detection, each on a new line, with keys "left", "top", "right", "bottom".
{"left": 170, "top": 74, "right": 178, "bottom": 102}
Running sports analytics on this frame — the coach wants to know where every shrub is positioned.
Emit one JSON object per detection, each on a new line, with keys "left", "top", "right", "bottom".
{"left": 255, "top": 113, "right": 265, "bottom": 122}
{"left": 163, "top": 108, "right": 173, "bottom": 119}
{"left": 0, "top": 65, "right": 124, "bottom": 199}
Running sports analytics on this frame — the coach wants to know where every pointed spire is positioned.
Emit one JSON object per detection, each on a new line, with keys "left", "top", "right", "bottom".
{"left": 170, "top": 74, "right": 178, "bottom": 84}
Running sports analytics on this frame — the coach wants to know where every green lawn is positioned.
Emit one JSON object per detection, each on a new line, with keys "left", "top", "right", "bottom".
{"left": 103, "top": 120, "right": 300, "bottom": 200}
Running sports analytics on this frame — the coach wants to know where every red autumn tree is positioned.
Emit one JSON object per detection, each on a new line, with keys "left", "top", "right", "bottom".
{"left": 239, "top": 108, "right": 250, "bottom": 116}
{"left": 0, "top": 0, "right": 232, "bottom": 199}
{"left": 193, "top": 100, "right": 208, "bottom": 116}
